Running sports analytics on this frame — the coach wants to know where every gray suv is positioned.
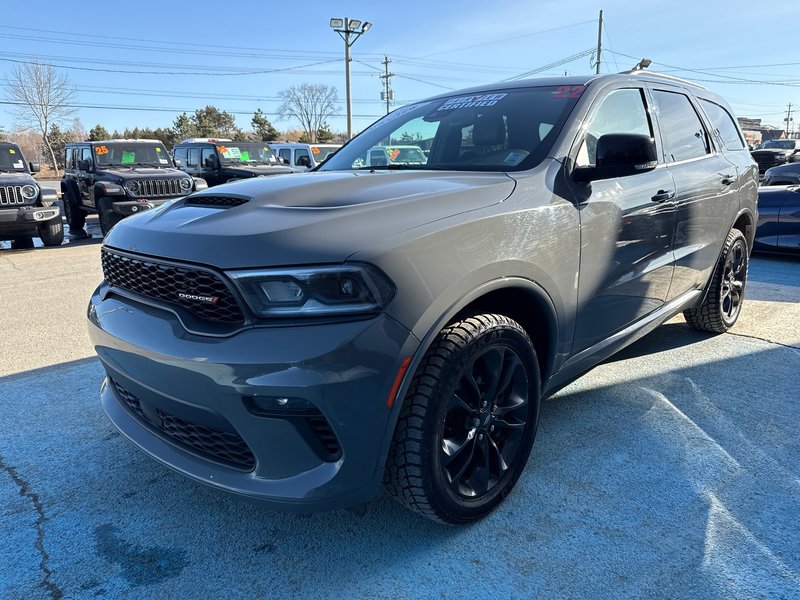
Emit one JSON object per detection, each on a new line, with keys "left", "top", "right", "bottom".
{"left": 88, "top": 72, "right": 757, "bottom": 524}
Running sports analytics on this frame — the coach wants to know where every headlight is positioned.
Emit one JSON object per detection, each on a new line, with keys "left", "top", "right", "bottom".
{"left": 227, "top": 264, "right": 396, "bottom": 318}
{"left": 124, "top": 180, "right": 139, "bottom": 194}
{"left": 180, "top": 178, "right": 193, "bottom": 191}
{"left": 21, "top": 184, "right": 38, "bottom": 200}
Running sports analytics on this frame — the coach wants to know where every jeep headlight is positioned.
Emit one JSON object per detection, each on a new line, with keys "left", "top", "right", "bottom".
{"left": 227, "top": 264, "right": 395, "bottom": 318}
{"left": 124, "top": 180, "right": 139, "bottom": 194}
{"left": 21, "top": 184, "right": 38, "bottom": 200}
{"left": 180, "top": 178, "right": 193, "bottom": 191}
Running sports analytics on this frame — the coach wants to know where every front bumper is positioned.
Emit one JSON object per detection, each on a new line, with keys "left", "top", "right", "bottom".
{"left": 111, "top": 198, "right": 175, "bottom": 216}
{"left": 0, "top": 205, "right": 60, "bottom": 224}
{"left": 87, "top": 285, "right": 419, "bottom": 511}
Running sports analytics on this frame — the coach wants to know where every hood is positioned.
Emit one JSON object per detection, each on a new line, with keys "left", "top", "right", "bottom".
{"left": 222, "top": 165, "right": 298, "bottom": 178}
{"left": 752, "top": 148, "right": 793, "bottom": 156}
{"left": 0, "top": 172, "right": 36, "bottom": 185}
{"left": 105, "top": 170, "right": 515, "bottom": 268}
{"left": 97, "top": 167, "right": 187, "bottom": 181}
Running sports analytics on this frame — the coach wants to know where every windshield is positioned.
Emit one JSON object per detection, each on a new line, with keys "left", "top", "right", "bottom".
{"left": 320, "top": 86, "right": 584, "bottom": 172}
{"left": 312, "top": 145, "right": 341, "bottom": 162}
{"left": 94, "top": 142, "right": 171, "bottom": 167}
{"left": 216, "top": 143, "right": 278, "bottom": 165}
{"left": 759, "top": 140, "right": 797, "bottom": 150}
{"left": 0, "top": 145, "right": 28, "bottom": 172}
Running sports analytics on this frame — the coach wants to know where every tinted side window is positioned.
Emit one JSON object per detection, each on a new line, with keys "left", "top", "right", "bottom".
{"left": 652, "top": 90, "right": 710, "bottom": 162}
{"left": 295, "top": 148, "right": 310, "bottom": 162}
{"left": 65, "top": 149, "right": 72, "bottom": 169}
{"left": 80, "top": 147, "right": 93, "bottom": 165}
{"left": 576, "top": 88, "right": 652, "bottom": 167}
{"left": 700, "top": 99, "right": 746, "bottom": 151}
{"left": 187, "top": 148, "right": 200, "bottom": 168}
{"left": 278, "top": 149, "right": 291, "bottom": 162}
{"left": 174, "top": 147, "right": 188, "bottom": 165}
{"left": 201, "top": 148, "right": 216, "bottom": 168}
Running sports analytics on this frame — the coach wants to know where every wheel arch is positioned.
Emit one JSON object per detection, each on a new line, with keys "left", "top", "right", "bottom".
{"left": 375, "top": 278, "right": 560, "bottom": 476}
{"left": 732, "top": 207, "right": 756, "bottom": 252}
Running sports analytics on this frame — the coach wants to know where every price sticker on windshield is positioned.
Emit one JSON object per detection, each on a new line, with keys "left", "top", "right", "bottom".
{"left": 388, "top": 148, "right": 401, "bottom": 161}
{"left": 96, "top": 146, "right": 109, "bottom": 155}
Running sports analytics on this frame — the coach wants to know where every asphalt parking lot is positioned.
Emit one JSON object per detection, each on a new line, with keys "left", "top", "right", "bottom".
{"left": 1, "top": 237, "right": 799, "bottom": 599}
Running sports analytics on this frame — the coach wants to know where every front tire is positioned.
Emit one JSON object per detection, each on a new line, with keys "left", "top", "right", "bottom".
{"left": 97, "top": 197, "right": 122, "bottom": 236}
{"left": 38, "top": 218, "right": 64, "bottom": 247}
{"left": 386, "top": 314, "right": 541, "bottom": 524}
{"left": 683, "top": 228, "right": 749, "bottom": 333}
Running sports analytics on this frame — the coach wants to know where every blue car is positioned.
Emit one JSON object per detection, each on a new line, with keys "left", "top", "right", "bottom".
{"left": 755, "top": 185, "right": 800, "bottom": 253}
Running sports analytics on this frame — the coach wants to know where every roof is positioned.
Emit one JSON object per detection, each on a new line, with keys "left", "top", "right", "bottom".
{"left": 68, "top": 139, "right": 165, "bottom": 144}
{"left": 175, "top": 138, "right": 234, "bottom": 144}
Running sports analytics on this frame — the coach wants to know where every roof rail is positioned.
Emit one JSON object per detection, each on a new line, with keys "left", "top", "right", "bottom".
{"left": 178, "top": 138, "right": 233, "bottom": 144}
{"left": 619, "top": 70, "right": 708, "bottom": 90}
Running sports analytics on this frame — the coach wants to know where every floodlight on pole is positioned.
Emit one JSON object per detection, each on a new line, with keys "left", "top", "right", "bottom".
{"left": 330, "top": 16, "right": 372, "bottom": 139}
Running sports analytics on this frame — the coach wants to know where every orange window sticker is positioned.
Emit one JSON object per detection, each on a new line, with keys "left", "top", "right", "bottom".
{"left": 388, "top": 148, "right": 400, "bottom": 161}
{"left": 95, "top": 146, "right": 109, "bottom": 155}
{"left": 311, "top": 146, "right": 320, "bottom": 154}
{"left": 216, "top": 145, "right": 228, "bottom": 155}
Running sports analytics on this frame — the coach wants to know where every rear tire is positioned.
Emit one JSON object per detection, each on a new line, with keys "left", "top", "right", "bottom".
{"left": 683, "top": 228, "right": 749, "bottom": 333}
{"left": 62, "top": 184, "right": 87, "bottom": 231}
{"left": 386, "top": 314, "right": 541, "bottom": 524}
{"left": 38, "top": 218, "right": 64, "bottom": 247}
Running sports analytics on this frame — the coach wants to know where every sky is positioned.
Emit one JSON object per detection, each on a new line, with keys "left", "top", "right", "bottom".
{"left": 2, "top": 0, "right": 799, "bottom": 138}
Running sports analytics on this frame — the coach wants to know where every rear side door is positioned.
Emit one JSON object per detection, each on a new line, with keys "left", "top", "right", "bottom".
{"left": 570, "top": 86, "right": 677, "bottom": 352}
{"left": 648, "top": 87, "right": 740, "bottom": 299}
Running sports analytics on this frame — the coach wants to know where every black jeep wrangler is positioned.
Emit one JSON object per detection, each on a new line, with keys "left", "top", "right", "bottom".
{"left": 0, "top": 142, "right": 63, "bottom": 249}
{"left": 172, "top": 139, "right": 297, "bottom": 187}
{"left": 61, "top": 139, "right": 207, "bottom": 236}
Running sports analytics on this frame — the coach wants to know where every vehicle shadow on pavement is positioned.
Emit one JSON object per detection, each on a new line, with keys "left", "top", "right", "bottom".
{"left": 1, "top": 332, "right": 799, "bottom": 598}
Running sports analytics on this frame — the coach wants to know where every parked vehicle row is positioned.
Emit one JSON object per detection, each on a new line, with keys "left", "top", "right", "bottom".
{"left": 87, "top": 71, "right": 759, "bottom": 524}
{"left": 0, "top": 141, "right": 63, "bottom": 248}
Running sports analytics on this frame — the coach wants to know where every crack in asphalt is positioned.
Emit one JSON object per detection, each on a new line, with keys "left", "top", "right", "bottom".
{"left": 726, "top": 331, "right": 800, "bottom": 352}
{"left": 0, "top": 454, "right": 63, "bottom": 600}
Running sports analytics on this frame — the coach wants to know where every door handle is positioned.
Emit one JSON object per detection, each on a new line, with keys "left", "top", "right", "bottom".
{"left": 721, "top": 175, "right": 735, "bottom": 186}
{"left": 651, "top": 190, "right": 675, "bottom": 203}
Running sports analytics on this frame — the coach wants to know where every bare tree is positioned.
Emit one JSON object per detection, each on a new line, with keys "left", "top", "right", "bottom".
{"left": 5, "top": 61, "right": 76, "bottom": 176}
{"left": 277, "top": 83, "right": 338, "bottom": 143}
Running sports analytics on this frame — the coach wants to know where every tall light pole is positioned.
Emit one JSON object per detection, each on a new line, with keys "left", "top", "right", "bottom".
{"left": 330, "top": 17, "right": 372, "bottom": 139}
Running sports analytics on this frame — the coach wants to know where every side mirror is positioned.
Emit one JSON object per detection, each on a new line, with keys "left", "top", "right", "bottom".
{"left": 281, "top": 157, "right": 290, "bottom": 165}
{"left": 77, "top": 159, "right": 92, "bottom": 171}
{"left": 573, "top": 134, "right": 657, "bottom": 182}
{"left": 29, "top": 162, "right": 41, "bottom": 173}
{"left": 174, "top": 158, "right": 183, "bottom": 168}
{"left": 296, "top": 155, "right": 312, "bottom": 168}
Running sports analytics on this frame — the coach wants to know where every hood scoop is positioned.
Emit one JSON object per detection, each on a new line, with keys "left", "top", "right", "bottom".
{"left": 185, "top": 195, "right": 251, "bottom": 208}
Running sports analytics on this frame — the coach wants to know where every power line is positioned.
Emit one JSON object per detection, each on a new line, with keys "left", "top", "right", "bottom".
{"left": 0, "top": 100, "right": 384, "bottom": 119}
{"left": 505, "top": 49, "right": 595, "bottom": 81}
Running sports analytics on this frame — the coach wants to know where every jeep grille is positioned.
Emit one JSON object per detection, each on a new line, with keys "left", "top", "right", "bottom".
{"left": 0, "top": 186, "right": 26, "bottom": 206}
{"left": 101, "top": 248, "right": 246, "bottom": 324}
{"left": 134, "top": 179, "right": 183, "bottom": 198}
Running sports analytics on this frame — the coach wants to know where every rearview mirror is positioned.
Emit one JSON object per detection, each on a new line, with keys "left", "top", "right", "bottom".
{"left": 573, "top": 134, "right": 657, "bottom": 182}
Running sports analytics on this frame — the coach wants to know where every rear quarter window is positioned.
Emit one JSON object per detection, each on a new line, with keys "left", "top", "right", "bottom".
{"left": 700, "top": 99, "right": 747, "bottom": 151}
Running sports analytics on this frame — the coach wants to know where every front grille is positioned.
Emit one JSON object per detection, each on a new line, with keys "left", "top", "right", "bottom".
{"left": 752, "top": 152, "right": 781, "bottom": 173}
{"left": 101, "top": 248, "right": 245, "bottom": 324}
{"left": 0, "top": 186, "right": 25, "bottom": 205}
{"left": 134, "top": 179, "right": 183, "bottom": 198}
{"left": 112, "top": 379, "right": 256, "bottom": 471}
{"left": 186, "top": 196, "right": 250, "bottom": 208}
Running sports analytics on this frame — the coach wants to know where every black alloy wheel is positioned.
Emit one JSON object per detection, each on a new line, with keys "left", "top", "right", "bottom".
{"left": 684, "top": 228, "right": 749, "bottom": 333}
{"left": 386, "top": 313, "right": 541, "bottom": 524}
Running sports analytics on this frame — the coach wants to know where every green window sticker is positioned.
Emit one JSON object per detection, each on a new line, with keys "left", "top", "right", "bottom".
{"left": 121, "top": 151, "right": 136, "bottom": 164}
{"left": 240, "top": 151, "right": 250, "bottom": 161}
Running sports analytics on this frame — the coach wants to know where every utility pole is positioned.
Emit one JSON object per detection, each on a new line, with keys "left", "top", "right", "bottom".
{"left": 595, "top": 9, "right": 603, "bottom": 75}
{"left": 330, "top": 17, "right": 372, "bottom": 139}
{"left": 380, "top": 56, "right": 394, "bottom": 115}
{"left": 785, "top": 103, "right": 794, "bottom": 139}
